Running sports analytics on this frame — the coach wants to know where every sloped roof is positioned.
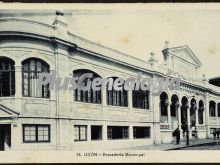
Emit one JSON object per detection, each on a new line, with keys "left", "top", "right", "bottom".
{"left": 209, "top": 76, "right": 220, "bottom": 87}
{"left": 165, "top": 45, "right": 202, "bottom": 67}
{"left": 0, "top": 18, "right": 153, "bottom": 73}
{"left": 68, "top": 32, "right": 152, "bottom": 71}
{"left": 0, "top": 104, "right": 19, "bottom": 118}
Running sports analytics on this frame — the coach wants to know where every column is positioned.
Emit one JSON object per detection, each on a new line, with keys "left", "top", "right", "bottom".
{"left": 177, "top": 103, "right": 181, "bottom": 130}
{"left": 149, "top": 92, "right": 153, "bottom": 111}
{"left": 152, "top": 94, "right": 161, "bottom": 144}
{"left": 128, "top": 89, "right": 133, "bottom": 121}
{"left": 186, "top": 105, "right": 191, "bottom": 127}
{"left": 102, "top": 86, "right": 107, "bottom": 119}
{"left": 50, "top": 70, "right": 56, "bottom": 101}
{"left": 10, "top": 121, "right": 20, "bottom": 150}
{"left": 87, "top": 124, "right": 91, "bottom": 141}
{"left": 103, "top": 124, "right": 108, "bottom": 142}
{"left": 203, "top": 107, "right": 206, "bottom": 126}
{"left": 102, "top": 86, "right": 107, "bottom": 107}
{"left": 195, "top": 105, "right": 199, "bottom": 130}
{"left": 14, "top": 65, "right": 22, "bottom": 98}
{"left": 166, "top": 102, "right": 171, "bottom": 126}
{"left": 128, "top": 89, "right": 132, "bottom": 109}
{"left": 205, "top": 93, "right": 210, "bottom": 138}
{"left": 177, "top": 103, "right": 183, "bottom": 138}
{"left": 129, "top": 125, "right": 133, "bottom": 140}
{"left": 186, "top": 105, "right": 192, "bottom": 138}
{"left": 14, "top": 65, "right": 22, "bottom": 114}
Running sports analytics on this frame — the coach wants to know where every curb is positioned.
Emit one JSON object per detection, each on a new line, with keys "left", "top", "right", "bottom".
{"left": 166, "top": 141, "right": 220, "bottom": 150}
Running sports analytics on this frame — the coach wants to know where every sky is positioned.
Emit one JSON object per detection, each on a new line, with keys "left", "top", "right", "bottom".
{"left": 66, "top": 8, "right": 220, "bottom": 79}
{"left": 1, "top": 5, "right": 220, "bottom": 79}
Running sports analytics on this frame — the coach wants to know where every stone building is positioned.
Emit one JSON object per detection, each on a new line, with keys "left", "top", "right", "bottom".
{"left": 0, "top": 11, "right": 220, "bottom": 151}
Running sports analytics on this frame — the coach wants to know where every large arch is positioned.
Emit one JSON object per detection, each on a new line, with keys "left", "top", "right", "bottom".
{"left": 0, "top": 52, "right": 17, "bottom": 64}
{"left": 19, "top": 51, "right": 54, "bottom": 70}
{"left": 198, "top": 100, "right": 204, "bottom": 124}
{"left": 190, "top": 98, "right": 197, "bottom": 127}
{"left": 160, "top": 91, "right": 169, "bottom": 117}
{"left": 106, "top": 76, "right": 128, "bottom": 107}
{"left": 22, "top": 57, "right": 50, "bottom": 98}
{"left": 70, "top": 65, "right": 104, "bottom": 79}
{"left": 0, "top": 57, "right": 15, "bottom": 97}
{"left": 218, "top": 102, "right": 220, "bottom": 118}
{"left": 170, "top": 94, "right": 179, "bottom": 118}
{"left": 73, "top": 69, "right": 102, "bottom": 104}
{"left": 132, "top": 87, "right": 149, "bottom": 110}
{"left": 181, "top": 96, "right": 189, "bottom": 132}
{"left": 209, "top": 100, "right": 216, "bottom": 117}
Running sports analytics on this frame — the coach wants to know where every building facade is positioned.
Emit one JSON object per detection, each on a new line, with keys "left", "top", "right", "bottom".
{"left": 0, "top": 11, "right": 220, "bottom": 151}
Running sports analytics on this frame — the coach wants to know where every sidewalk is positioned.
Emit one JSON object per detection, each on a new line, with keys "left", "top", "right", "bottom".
{"left": 117, "top": 138, "right": 220, "bottom": 150}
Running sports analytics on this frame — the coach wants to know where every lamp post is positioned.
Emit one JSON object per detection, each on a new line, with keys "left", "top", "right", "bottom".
{"left": 186, "top": 121, "right": 189, "bottom": 146}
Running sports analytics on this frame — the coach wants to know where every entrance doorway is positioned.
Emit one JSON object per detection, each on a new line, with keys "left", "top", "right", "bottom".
{"left": 0, "top": 124, "right": 11, "bottom": 151}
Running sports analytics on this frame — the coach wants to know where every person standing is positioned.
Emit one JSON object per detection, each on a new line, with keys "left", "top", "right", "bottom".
{"left": 217, "top": 129, "right": 220, "bottom": 139}
{"left": 213, "top": 130, "right": 217, "bottom": 140}
{"left": 176, "top": 128, "right": 180, "bottom": 145}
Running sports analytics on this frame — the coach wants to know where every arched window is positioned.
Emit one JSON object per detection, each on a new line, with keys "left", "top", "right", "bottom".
{"left": 133, "top": 90, "right": 149, "bottom": 109}
{"left": 198, "top": 100, "right": 204, "bottom": 124}
{"left": 160, "top": 92, "right": 168, "bottom": 116}
{"left": 190, "top": 98, "right": 196, "bottom": 127}
{"left": 22, "top": 58, "right": 50, "bottom": 98}
{"left": 0, "top": 57, "right": 15, "bottom": 97}
{"left": 181, "top": 96, "right": 188, "bottom": 126}
{"left": 170, "top": 94, "right": 179, "bottom": 117}
{"left": 218, "top": 103, "right": 220, "bottom": 117}
{"left": 107, "top": 77, "right": 128, "bottom": 107}
{"left": 209, "top": 101, "right": 216, "bottom": 117}
{"left": 73, "top": 69, "right": 101, "bottom": 104}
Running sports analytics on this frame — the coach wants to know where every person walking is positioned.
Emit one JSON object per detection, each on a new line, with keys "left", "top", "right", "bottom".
{"left": 176, "top": 128, "right": 180, "bottom": 145}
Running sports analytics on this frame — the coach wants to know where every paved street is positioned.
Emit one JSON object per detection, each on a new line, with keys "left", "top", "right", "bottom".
{"left": 117, "top": 139, "right": 220, "bottom": 150}
{"left": 181, "top": 144, "right": 220, "bottom": 150}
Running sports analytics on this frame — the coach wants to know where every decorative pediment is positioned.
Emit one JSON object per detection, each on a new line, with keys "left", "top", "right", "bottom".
{"left": 166, "top": 45, "right": 202, "bottom": 67}
{"left": 0, "top": 104, "right": 19, "bottom": 118}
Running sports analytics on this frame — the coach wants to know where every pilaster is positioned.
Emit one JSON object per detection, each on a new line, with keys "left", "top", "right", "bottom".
{"left": 14, "top": 65, "right": 22, "bottom": 114}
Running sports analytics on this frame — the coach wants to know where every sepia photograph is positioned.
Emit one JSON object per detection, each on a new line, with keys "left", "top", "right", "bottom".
{"left": 1, "top": 3, "right": 220, "bottom": 163}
